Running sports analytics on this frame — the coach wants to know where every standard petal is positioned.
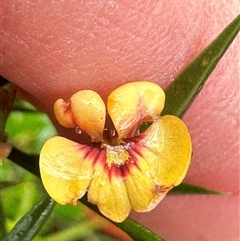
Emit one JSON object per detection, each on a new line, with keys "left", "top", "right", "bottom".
{"left": 124, "top": 154, "right": 166, "bottom": 212}
{"left": 107, "top": 81, "right": 165, "bottom": 139}
{"left": 88, "top": 163, "right": 131, "bottom": 223}
{"left": 137, "top": 115, "right": 192, "bottom": 187}
{"left": 40, "top": 136, "right": 94, "bottom": 205}
{"left": 70, "top": 90, "right": 106, "bottom": 142}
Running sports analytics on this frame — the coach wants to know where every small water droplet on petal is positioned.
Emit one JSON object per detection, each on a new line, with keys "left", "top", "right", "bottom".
{"left": 75, "top": 127, "right": 82, "bottom": 134}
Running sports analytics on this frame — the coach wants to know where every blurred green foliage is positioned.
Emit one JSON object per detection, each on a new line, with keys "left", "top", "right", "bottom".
{"left": 5, "top": 99, "right": 56, "bottom": 154}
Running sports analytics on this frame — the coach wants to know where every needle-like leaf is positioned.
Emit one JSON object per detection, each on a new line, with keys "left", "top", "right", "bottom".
{"left": 162, "top": 14, "right": 240, "bottom": 117}
{"left": 4, "top": 196, "right": 54, "bottom": 241}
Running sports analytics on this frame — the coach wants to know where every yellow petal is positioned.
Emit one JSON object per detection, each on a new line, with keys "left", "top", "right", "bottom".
{"left": 124, "top": 154, "right": 166, "bottom": 212}
{"left": 40, "top": 136, "right": 94, "bottom": 205}
{"left": 54, "top": 98, "right": 76, "bottom": 128}
{"left": 107, "top": 81, "right": 165, "bottom": 139}
{"left": 70, "top": 90, "right": 106, "bottom": 142}
{"left": 88, "top": 163, "right": 131, "bottom": 223}
{"left": 138, "top": 115, "right": 192, "bottom": 187}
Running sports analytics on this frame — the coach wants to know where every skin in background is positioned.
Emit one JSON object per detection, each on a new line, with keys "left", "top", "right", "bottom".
{"left": 1, "top": 1, "right": 239, "bottom": 240}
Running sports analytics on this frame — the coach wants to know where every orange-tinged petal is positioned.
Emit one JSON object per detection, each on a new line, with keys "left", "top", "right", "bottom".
{"left": 0, "top": 142, "right": 12, "bottom": 163}
{"left": 54, "top": 98, "right": 76, "bottom": 128}
{"left": 88, "top": 163, "right": 131, "bottom": 223}
{"left": 107, "top": 81, "right": 165, "bottom": 139}
{"left": 124, "top": 155, "right": 166, "bottom": 212}
{"left": 40, "top": 136, "right": 94, "bottom": 205}
{"left": 70, "top": 90, "right": 106, "bottom": 142}
{"left": 137, "top": 115, "right": 192, "bottom": 187}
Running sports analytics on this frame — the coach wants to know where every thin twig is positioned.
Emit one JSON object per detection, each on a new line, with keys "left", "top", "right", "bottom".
{"left": 8, "top": 147, "right": 40, "bottom": 177}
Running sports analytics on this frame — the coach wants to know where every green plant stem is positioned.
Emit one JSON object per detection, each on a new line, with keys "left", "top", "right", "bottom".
{"left": 8, "top": 147, "right": 40, "bottom": 177}
{"left": 36, "top": 219, "right": 103, "bottom": 241}
{"left": 80, "top": 195, "right": 165, "bottom": 241}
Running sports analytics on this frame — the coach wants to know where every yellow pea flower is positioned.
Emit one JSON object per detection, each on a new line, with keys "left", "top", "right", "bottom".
{"left": 40, "top": 81, "right": 192, "bottom": 222}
